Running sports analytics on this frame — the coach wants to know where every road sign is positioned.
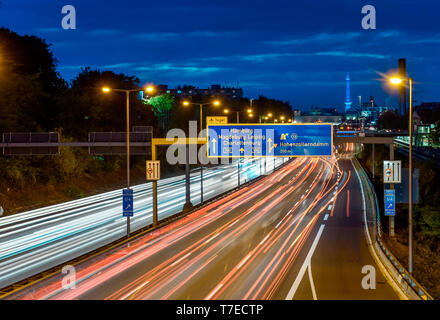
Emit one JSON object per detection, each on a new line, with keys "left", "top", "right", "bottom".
{"left": 383, "top": 160, "right": 401, "bottom": 184}
{"left": 206, "top": 116, "right": 228, "bottom": 125}
{"left": 207, "top": 124, "right": 333, "bottom": 157}
{"left": 384, "top": 189, "right": 396, "bottom": 216}
{"left": 146, "top": 160, "right": 160, "bottom": 180}
{"left": 123, "top": 189, "right": 134, "bottom": 217}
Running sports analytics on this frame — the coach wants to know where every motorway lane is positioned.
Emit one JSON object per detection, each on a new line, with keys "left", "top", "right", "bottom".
{"left": 4, "top": 155, "right": 400, "bottom": 300}
{"left": 276, "top": 159, "right": 399, "bottom": 300}
{"left": 0, "top": 157, "right": 285, "bottom": 289}
{"left": 6, "top": 157, "right": 332, "bottom": 299}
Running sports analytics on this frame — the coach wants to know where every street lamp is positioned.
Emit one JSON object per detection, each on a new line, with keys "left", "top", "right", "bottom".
{"left": 182, "top": 99, "right": 220, "bottom": 205}
{"left": 182, "top": 100, "right": 221, "bottom": 133}
{"left": 102, "top": 85, "right": 153, "bottom": 238}
{"left": 389, "top": 75, "right": 414, "bottom": 273}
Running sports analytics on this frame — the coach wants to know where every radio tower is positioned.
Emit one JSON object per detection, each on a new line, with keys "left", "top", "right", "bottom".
{"left": 345, "top": 72, "right": 352, "bottom": 112}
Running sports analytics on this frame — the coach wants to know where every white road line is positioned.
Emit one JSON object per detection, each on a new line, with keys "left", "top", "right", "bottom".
{"left": 285, "top": 224, "right": 325, "bottom": 300}
{"left": 205, "top": 283, "right": 223, "bottom": 300}
{"left": 328, "top": 204, "right": 332, "bottom": 210}
{"left": 352, "top": 159, "right": 408, "bottom": 300}
{"left": 121, "top": 280, "right": 150, "bottom": 300}
{"left": 308, "top": 263, "right": 318, "bottom": 300}
{"left": 323, "top": 214, "right": 329, "bottom": 221}
{"left": 236, "top": 253, "right": 252, "bottom": 269}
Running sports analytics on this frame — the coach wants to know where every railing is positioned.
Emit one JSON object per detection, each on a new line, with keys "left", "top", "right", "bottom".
{"left": 354, "top": 157, "right": 433, "bottom": 300}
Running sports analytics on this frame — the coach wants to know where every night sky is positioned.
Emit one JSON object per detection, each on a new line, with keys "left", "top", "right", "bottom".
{"left": 1, "top": 0, "right": 439, "bottom": 111}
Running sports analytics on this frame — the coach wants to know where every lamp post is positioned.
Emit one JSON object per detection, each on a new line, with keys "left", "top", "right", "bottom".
{"left": 223, "top": 108, "right": 253, "bottom": 123}
{"left": 182, "top": 100, "right": 220, "bottom": 204}
{"left": 389, "top": 76, "right": 414, "bottom": 273}
{"left": 102, "top": 85, "right": 154, "bottom": 238}
{"left": 183, "top": 100, "right": 220, "bottom": 133}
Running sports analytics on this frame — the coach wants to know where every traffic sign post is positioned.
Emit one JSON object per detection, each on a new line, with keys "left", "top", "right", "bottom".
{"left": 146, "top": 160, "right": 160, "bottom": 180}
{"left": 123, "top": 188, "right": 133, "bottom": 238}
{"left": 383, "top": 160, "right": 401, "bottom": 184}
{"left": 123, "top": 189, "right": 134, "bottom": 217}
{"left": 207, "top": 124, "right": 333, "bottom": 158}
{"left": 384, "top": 189, "right": 396, "bottom": 216}
{"left": 206, "top": 116, "right": 228, "bottom": 125}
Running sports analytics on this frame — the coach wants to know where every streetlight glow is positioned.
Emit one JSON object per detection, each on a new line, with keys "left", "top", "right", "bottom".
{"left": 145, "top": 86, "right": 155, "bottom": 93}
{"left": 213, "top": 100, "right": 221, "bottom": 106}
{"left": 390, "top": 77, "right": 403, "bottom": 85}
{"left": 183, "top": 101, "right": 190, "bottom": 106}
{"left": 102, "top": 87, "right": 111, "bottom": 93}
{"left": 223, "top": 109, "right": 229, "bottom": 114}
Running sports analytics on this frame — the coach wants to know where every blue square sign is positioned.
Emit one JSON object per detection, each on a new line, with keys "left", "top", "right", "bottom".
{"left": 384, "top": 189, "right": 395, "bottom": 216}
{"left": 123, "top": 189, "right": 134, "bottom": 217}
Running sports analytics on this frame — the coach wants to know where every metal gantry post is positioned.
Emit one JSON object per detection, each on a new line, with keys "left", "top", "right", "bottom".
{"left": 184, "top": 143, "right": 192, "bottom": 211}
{"left": 372, "top": 143, "right": 375, "bottom": 178}
{"left": 408, "top": 78, "right": 413, "bottom": 273}
{"left": 125, "top": 91, "right": 131, "bottom": 238}
{"left": 200, "top": 165, "right": 204, "bottom": 203}
{"left": 237, "top": 157, "right": 241, "bottom": 187}
{"left": 152, "top": 135, "right": 158, "bottom": 227}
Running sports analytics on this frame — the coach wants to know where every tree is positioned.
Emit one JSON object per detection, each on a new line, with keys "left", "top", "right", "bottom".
{"left": 0, "top": 27, "right": 67, "bottom": 130}
{"left": 377, "top": 110, "right": 406, "bottom": 130}
{"left": 145, "top": 94, "right": 175, "bottom": 132}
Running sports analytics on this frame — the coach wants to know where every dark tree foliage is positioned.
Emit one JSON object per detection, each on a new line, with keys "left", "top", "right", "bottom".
{"left": 377, "top": 110, "right": 407, "bottom": 130}
{"left": 0, "top": 27, "right": 67, "bottom": 131}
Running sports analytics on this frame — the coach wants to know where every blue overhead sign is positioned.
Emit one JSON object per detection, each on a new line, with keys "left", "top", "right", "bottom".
{"left": 384, "top": 189, "right": 395, "bottom": 216}
{"left": 207, "top": 124, "right": 333, "bottom": 157}
{"left": 123, "top": 189, "right": 134, "bottom": 217}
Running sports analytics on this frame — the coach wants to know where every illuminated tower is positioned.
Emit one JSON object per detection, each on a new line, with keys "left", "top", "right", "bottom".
{"left": 345, "top": 72, "right": 352, "bottom": 112}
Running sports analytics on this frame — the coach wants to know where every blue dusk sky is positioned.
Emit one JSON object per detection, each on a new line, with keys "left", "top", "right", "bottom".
{"left": 1, "top": 0, "right": 439, "bottom": 111}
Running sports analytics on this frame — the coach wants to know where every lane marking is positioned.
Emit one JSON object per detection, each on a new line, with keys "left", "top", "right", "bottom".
{"left": 328, "top": 205, "right": 332, "bottom": 211}
{"left": 323, "top": 214, "right": 329, "bottom": 221}
{"left": 205, "top": 283, "right": 223, "bottom": 300}
{"left": 308, "top": 263, "right": 317, "bottom": 300}
{"left": 285, "top": 224, "right": 325, "bottom": 300}
{"left": 352, "top": 159, "right": 408, "bottom": 300}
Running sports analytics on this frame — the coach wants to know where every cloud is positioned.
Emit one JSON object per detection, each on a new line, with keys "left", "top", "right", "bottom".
{"left": 135, "top": 63, "right": 225, "bottom": 74}
{"left": 132, "top": 30, "right": 244, "bottom": 41}
{"left": 266, "top": 32, "right": 361, "bottom": 46}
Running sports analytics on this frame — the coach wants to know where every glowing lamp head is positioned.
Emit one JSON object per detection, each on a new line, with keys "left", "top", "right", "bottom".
{"left": 247, "top": 108, "right": 252, "bottom": 113}
{"left": 281, "top": 116, "right": 285, "bottom": 120}
{"left": 183, "top": 101, "right": 190, "bottom": 106}
{"left": 390, "top": 77, "right": 403, "bottom": 85}
{"left": 268, "top": 113, "right": 272, "bottom": 118}
{"left": 145, "top": 86, "right": 155, "bottom": 93}
{"left": 223, "top": 109, "right": 229, "bottom": 114}
{"left": 213, "top": 100, "right": 220, "bottom": 106}
{"left": 102, "top": 87, "right": 111, "bottom": 93}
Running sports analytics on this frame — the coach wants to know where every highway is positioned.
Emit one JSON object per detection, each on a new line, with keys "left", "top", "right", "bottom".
{"left": 0, "top": 157, "right": 286, "bottom": 289}
{"left": 3, "top": 150, "right": 400, "bottom": 300}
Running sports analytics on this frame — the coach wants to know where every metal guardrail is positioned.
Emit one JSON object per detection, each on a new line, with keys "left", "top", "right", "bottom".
{"left": 355, "top": 157, "right": 433, "bottom": 300}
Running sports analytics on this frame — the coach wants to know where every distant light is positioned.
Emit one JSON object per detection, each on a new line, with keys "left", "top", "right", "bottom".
{"left": 183, "top": 101, "right": 190, "bottom": 106}
{"left": 102, "top": 87, "right": 111, "bottom": 93}
{"left": 268, "top": 113, "right": 272, "bottom": 118}
{"left": 249, "top": 114, "right": 254, "bottom": 117}
{"left": 213, "top": 100, "right": 220, "bottom": 106}
{"left": 280, "top": 116, "right": 285, "bottom": 120}
{"left": 247, "top": 108, "right": 252, "bottom": 113}
{"left": 224, "top": 109, "right": 229, "bottom": 114}
{"left": 145, "top": 86, "right": 155, "bottom": 93}
{"left": 390, "top": 77, "right": 403, "bottom": 85}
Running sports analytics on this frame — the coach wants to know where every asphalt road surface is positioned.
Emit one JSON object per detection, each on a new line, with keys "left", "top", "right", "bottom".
{"left": 4, "top": 154, "right": 399, "bottom": 300}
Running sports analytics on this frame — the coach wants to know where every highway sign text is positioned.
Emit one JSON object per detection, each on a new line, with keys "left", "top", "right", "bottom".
{"left": 207, "top": 124, "right": 333, "bottom": 157}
